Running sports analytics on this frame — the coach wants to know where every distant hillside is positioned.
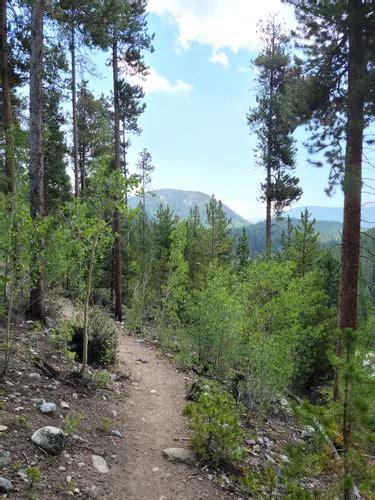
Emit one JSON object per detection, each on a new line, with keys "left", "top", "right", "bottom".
{"left": 128, "top": 188, "right": 249, "bottom": 228}
{"left": 287, "top": 205, "right": 375, "bottom": 227}
{"left": 231, "top": 218, "right": 342, "bottom": 255}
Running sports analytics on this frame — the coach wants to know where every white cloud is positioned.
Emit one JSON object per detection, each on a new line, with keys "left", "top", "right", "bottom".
{"left": 209, "top": 50, "right": 229, "bottom": 66}
{"left": 148, "top": 0, "right": 296, "bottom": 52}
{"left": 128, "top": 67, "right": 193, "bottom": 94}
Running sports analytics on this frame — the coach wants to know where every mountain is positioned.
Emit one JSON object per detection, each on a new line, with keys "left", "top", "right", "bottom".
{"left": 128, "top": 188, "right": 249, "bottom": 228}
{"left": 287, "top": 205, "right": 375, "bottom": 227}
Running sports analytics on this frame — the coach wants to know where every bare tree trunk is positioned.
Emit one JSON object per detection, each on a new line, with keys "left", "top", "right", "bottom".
{"left": 28, "top": 0, "right": 45, "bottom": 322}
{"left": 71, "top": 20, "right": 79, "bottom": 198}
{"left": 0, "top": 0, "right": 15, "bottom": 194}
{"left": 112, "top": 36, "right": 123, "bottom": 322}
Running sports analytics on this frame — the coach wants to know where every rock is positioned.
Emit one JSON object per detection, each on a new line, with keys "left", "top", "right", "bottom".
{"left": 31, "top": 398, "right": 46, "bottom": 407}
{"left": 0, "top": 450, "right": 11, "bottom": 467}
{"left": 279, "top": 454, "right": 290, "bottom": 464}
{"left": 60, "top": 401, "right": 70, "bottom": 409}
{"left": 91, "top": 455, "right": 109, "bottom": 473}
{"left": 86, "top": 485, "right": 100, "bottom": 498}
{"left": 110, "top": 430, "right": 123, "bottom": 438}
{"left": 28, "top": 372, "right": 41, "bottom": 380}
{"left": 301, "top": 425, "right": 315, "bottom": 440}
{"left": 163, "top": 448, "right": 195, "bottom": 464}
{"left": 110, "top": 410, "right": 117, "bottom": 418}
{"left": 40, "top": 402, "right": 57, "bottom": 414}
{"left": 0, "top": 477, "right": 13, "bottom": 494}
{"left": 256, "top": 437, "right": 264, "bottom": 445}
{"left": 66, "top": 476, "right": 72, "bottom": 483}
{"left": 280, "top": 397, "right": 289, "bottom": 407}
{"left": 0, "top": 426, "right": 8, "bottom": 433}
{"left": 150, "top": 389, "right": 157, "bottom": 394}
{"left": 110, "top": 374, "right": 120, "bottom": 382}
{"left": 31, "top": 426, "right": 65, "bottom": 455}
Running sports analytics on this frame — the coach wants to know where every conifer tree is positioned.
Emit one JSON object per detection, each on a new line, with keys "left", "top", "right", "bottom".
{"left": 205, "top": 195, "right": 232, "bottom": 264}
{"left": 287, "top": 209, "right": 319, "bottom": 276}
{"left": 285, "top": 0, "right": 375, "bottom": 405}
{"left": 186, "top": 205, "right": 206, "bottom": 289}
{"left": 136, "top": 148, "right": 154, "bottom": 269}
{"left": 247, "top": 15, "right": 302, "bottom": 258}
{"left": 236, "top": 227, "right": 251, "bottom": 272}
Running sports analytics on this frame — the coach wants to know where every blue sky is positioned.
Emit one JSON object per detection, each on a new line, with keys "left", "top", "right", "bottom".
{"left": 84, "top": 0, "right": 365, "bottom": 221}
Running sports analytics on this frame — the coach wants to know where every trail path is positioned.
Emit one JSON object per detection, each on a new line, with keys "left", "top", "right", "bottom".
{"left": 109, "top": 335, "right": 230, "bottom": 500}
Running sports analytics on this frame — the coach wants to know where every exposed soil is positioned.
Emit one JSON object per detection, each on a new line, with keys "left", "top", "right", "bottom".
{"left": 108, "top": 336, "right": 230, "bottom": 500}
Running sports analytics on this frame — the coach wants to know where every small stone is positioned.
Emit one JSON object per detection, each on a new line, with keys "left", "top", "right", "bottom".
{"left": 91, "top": 455, "right": 109, "bottom": 473}
{"left": 253, "top": 444, "right": 261, "bottom": 453}
{"left": 28, "top": 372, "right": 41, "bottom": 380}
{"left": 110, "top": 410, "right": 117, "bottom": 418}
{"left": 31, "top": 426, "right": 65, "bottom": 455}
{"left": 31, "top": 398, "right": 46, "bottom": 407}
{"left": 72, "top": 393, "right": 78, "bottom": 400}
{"left": 40, "top": 402, "right": 57, "bottom": 414}
{"left": 66, "top": 476, "right": 72, "bottom": 483}
{"left": 4, "top": 381, "right": 13, "bottom": 387}
{"left": 256, "top": 437, "right": 264, "bottom": 445}
{"left": 0, "top": 477, "right": 13, "bottom": 493}
{"left": 0, "top": 451, "right": 11, "bottom": 467}
{"left": 61, "top": 401, "right": 70, "bottom": 409}
{"left": 163, "top": 448, "right": 195, "bottom": 464}
{"left": 280, "top": 397, "right": 288, "bottom": 407}
{"left": 15, "top": 406, "right": 24, "bottom": 411}
{"left": 0, "top": 426, "right": 8, "bottom": 433}
{"left": 110, "top": 430, "right": 123, "bottom": 438}
{"left": 87, "top": 485, "right": 100, "bottom": 498}
{"left": 152, "top": 468, "right": 159, "bottom": 472}
{"left": 74, "top": 488, "right": 80, "bottom": 494}
{"left": 58, "top": 466, "right": 66, "bottom": 471}
{"left": 301, "top": 426, "right": 315, "bottom": 440}
{"left": 18, "top": 470, "right": 28, "bottom": 482}
{"left": 279, "top": 454, "right": 290, "bottom": 463}
{"left": 150, "top": 389, "right": 157, "bottom": 394}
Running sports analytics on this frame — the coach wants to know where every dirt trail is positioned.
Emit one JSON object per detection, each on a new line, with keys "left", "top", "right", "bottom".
{"left": 109, "top": 335, "right": 229, "bottom": 500}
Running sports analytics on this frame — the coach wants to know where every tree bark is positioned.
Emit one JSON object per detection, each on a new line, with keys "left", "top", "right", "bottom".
{"left": 336, "top": 3, "right": 365, "bottom": 488}
{"left": 28, "top": 0, "right": 45, "bottom": 322}
{"left": 71, "top": 19, "right": 79, "bottom": 198}
{"left": 0, "top": 0, "right": 15, "bottom": 194}
{"left": 113, "top": 36, "right": 123, "bottom": 322}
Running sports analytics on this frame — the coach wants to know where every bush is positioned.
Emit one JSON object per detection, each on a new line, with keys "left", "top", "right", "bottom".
{"left": 91, "top": 288, "right": 111, "bottom": 308}
{"left": 183, "top": 379, "right": 245, "bottom": 465}
{"left": 71, "top": 305, "right": 118, "bottom": 367}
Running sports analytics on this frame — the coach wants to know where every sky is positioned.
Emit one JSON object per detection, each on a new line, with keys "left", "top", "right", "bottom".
{"left": 84, "top": 0, "right": 368, "bottom": 221}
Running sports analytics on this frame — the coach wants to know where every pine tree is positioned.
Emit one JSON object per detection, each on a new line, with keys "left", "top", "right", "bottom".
{"left": 236, "top": 227, "right": 251, "bottom": 272}
{"left": 136, "top": 148, "right": 154, "bottom": 262}
{"left": 247, "top": 15, "right": 302, "bottom": 258}
{"left": 287, "top": 209, "right": 319, "bottom": 276}
{"left": 28, "top": 0, "right": 45, "bottom": 321}
{"left": 186, "top": 205, "right": 206, "bottom": 289}
{"left": 285, "top": 0, "right": 375, "bottom": 404}
{"left": 205, "top": 195, "right": 232, "bottom": 264}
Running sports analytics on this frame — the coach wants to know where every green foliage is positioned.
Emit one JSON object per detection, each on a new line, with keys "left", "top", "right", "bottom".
{"left": 205, "top": 195, "right": 232, "bottom": 263}
{"left": 99, "top": 416, "right": 112, "bottom": 433}
{"left": 183, "top": 380, "right": 245, "bottom": 465}
{"left": 25, "top": 466, "right": 42, "bottom": 488}
{"left": 88, "top": 306, "right": 118, "bottom": 367}
{"left": 63, "top": 411, "right": 85, "bottom": 435}
{"left": 92, "top": 369, "right": 111, "bottom": 389}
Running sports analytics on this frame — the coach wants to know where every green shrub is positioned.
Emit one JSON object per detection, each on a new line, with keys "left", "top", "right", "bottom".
{"left": 93, "top": 369, "right": 111, "bottom": 388}
{"left": 51, "top": 317, "right": 80, "bottom": 358}
{"left": 63, "top": 411, "right": 84, "bottom": 435}
{"left": 183, "top": 379, "right": 245, "bottom": 465}
{"left": 91, "top": 288, "right": 111, "bottom": 308}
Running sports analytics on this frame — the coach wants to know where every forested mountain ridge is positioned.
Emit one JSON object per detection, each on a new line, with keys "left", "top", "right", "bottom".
{"left": 128, "top": 188, "right": 249, "bottom": 227}
{"left": 288, "top": 205, "right": 375, "bottom": 227}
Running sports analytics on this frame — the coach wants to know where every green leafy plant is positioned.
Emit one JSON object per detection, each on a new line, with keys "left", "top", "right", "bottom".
{"left": 99, "top": 416, "right": 112, "bottom": 433}
{"left": 63, "top": 411, "right": 85, "bottom": 435}
{"left": 93, "top": 369, "right": 111, "bottom": 389}
{"left": 26, "top": 466, "right": 42, "bottom": 488}
{"left": 183, "top": 379, "right": 245, "bottom": 465}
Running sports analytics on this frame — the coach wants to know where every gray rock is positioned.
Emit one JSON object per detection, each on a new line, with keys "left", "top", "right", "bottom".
{"left": 110, "top": 430, "right": 123, "bottom": 438}
{"left": 301, "top": 425, "right": 315, "bottom": 440}
{"left": 60, "top": 401, "right": 70, "bottom": 409}
{"left": 279, "top": 454, "right": 290, "bottom": 464}
{"left": 40, "top": 402, "right": 57, "bottom": 414}
{"left": 31, "top": 426, "right": 65, "bottom": 455}
{"left": 28, "top": 372, "right": 41, "bottom": 380}
{"left": 0, "top": 450, "right": 11, "bottom": 467}
{"left": 256, "top": 437, "right": 264, "bottom": 445}
{"left": 0, "top": 425, "right": 8, "bottom": 432}
{"left": 87, "top": 485, "right": 100, "bottom": 498}
{"left": 163, "top": 448, "right": 195, "bottom": 464}
{"left": 31, "top": 398, "right": 46, "bottom": 407}
{"left": 91, "top": 455, "right": 109, "bottom": 473}
{"left": 0, "top": 477, "right": 13, "bottom": 494}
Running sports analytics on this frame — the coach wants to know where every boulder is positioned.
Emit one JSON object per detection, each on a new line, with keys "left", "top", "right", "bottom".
{"left": 40, "top": 402, "right": 57, "bottom": 414}
{"left": 163, "top": 448, "right": 195, "bottom": 464}
{"left": 31, "top": 426, "right": 65, "bottom": 455}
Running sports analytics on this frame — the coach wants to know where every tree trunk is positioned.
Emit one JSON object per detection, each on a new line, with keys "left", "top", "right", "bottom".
{"left": 334, "top": 0, "right": 365, "bottom": 404}
{"left": 71, "top": 20, "right": 79, "bottom": 198}
{"left": 112, "top": 36, "right": 123, "bottom": 322}
{"left": 0, "top": 0, "right": 15, "bottom": 194}
{"left": 28, "top": 0, "right": 45, "bottom": 322}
